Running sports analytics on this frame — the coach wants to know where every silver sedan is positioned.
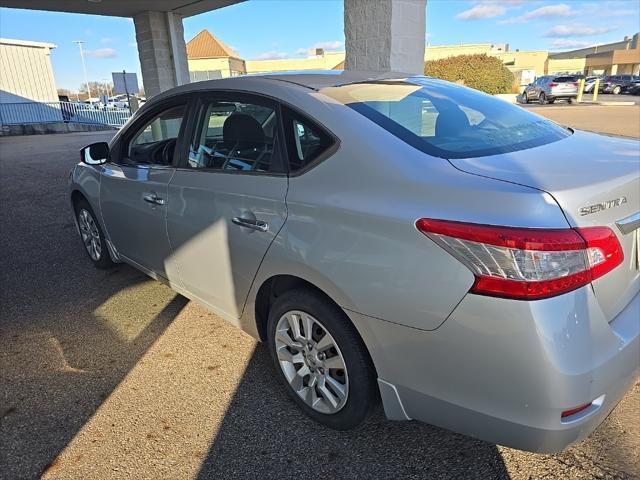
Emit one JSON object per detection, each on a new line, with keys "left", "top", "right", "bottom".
{"left": 69, "top": 72, "right": 640, "bottom": 453}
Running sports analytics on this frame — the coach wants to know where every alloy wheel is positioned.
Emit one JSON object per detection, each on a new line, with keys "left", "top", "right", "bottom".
{"left": 274, "top": 310, "right": 349, "bottom": 414}
{"left": 78, "top": 208, "right": 102, "bottom": 261}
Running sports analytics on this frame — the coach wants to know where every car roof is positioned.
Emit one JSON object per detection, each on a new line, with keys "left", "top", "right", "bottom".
{"left": 140, "top": 70, "right": 422, "bottom": 117}
{"left": 158, "top": 70, "right": 416, "bottom": 99}
{"left": 252, "top": 70, "right": 414, "bottom": 90}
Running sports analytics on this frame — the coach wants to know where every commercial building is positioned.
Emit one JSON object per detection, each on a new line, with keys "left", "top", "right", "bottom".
{"left": 547, "top": 33, "right": 640, "bottom": 76}
{"left": 0, "top": 38, "right": 58, "bottom": 103}
{"left": 187, "top": 31, "right": 640, "bottom": 86}
{"left": 186, "top": 29, "right": 245, "bottom": 81}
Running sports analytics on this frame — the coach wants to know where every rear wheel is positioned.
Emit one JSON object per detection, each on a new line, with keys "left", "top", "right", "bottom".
{"left": 75, "top": 199, "right": 113, "bottom": 269}
{"left": 267, "top": 288, "right": 378, "bottom": 430}
{"left": 538, "top": 92, "right": 547, "bottom": 105}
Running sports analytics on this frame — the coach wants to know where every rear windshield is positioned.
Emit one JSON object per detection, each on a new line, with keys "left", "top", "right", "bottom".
{"left": 321, "top": 77, "right": 571, "bottom": 159}
{"left": 553, "top": 76, "right": 577, "bottom": 82}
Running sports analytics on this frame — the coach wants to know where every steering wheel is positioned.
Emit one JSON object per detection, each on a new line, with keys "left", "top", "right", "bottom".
{"left": 160, "top": 138, "right": 177, "bottom": 165}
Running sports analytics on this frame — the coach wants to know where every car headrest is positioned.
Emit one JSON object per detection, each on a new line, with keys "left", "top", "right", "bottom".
{"left": 223, "top": 113, "right": 265, "bottom": 144}
{"left": 435, "top": 106, "right": 471, "bottom": 138}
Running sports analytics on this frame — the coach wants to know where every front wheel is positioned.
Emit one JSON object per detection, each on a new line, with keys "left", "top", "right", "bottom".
{"left": 75, "top": 199, "right": 113, "bottom": 269}
{"left": 267, "top": 288, "right": 378, "bottom": 430}
{"left": 613, "top": 85, "right": 621, "bottom": 95}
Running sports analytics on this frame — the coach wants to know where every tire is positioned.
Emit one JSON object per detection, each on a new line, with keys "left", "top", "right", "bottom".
{"left": 613, "top": 86, "right": 621, "bottom": 95}
{"left": 538, "top": 92, "right": 547, "bottom": 105}
{"left": 267, "top": 288, "right": 378, "bottom": 430}
{"left": 523, "top": 91, "right": 530, "bottom": 104}
{"left": 75, "top": 199, "right": 114, "bottom": 269}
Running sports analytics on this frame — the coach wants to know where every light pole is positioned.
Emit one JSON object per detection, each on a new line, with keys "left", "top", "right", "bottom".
{"left": 102, "top": 78, "right": 113, "bottom": 98}
{"left": 73, "top": 40, "right": 91, "bottom": 103}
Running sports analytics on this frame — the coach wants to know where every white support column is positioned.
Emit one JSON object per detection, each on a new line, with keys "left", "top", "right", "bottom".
{"left": 133, "top": 11, "right": 190, "bottom": 98}
{"left": 344, "top": 0, "right": 427, "bottom": 74}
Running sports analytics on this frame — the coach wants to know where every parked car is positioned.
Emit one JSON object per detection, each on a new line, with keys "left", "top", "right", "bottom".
{"left": 599, "top": 75, "right": 640, "bottom": 94}
{"left": 583, "top": 76, "right": 602, "bottom": 93}
{"left": 522, "top": 75, "right": 579, "bottom": 104}
{"left": 627, "top": 81, "right": 640, "bottom": 95}
{"left": 622, "top": 79, "right": 640, "bottom": 94}
{"left": 70, "top": 72, "right": 640, "bottom": 453}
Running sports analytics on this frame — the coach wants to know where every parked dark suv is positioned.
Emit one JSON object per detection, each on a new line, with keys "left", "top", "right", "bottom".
{"left": 599, "top": 75, "right": 640, "bottom": 94}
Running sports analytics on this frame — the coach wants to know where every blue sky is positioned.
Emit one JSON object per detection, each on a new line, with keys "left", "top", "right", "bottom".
{"left": 1, "top": 0, "right": 638, "bottom": 90}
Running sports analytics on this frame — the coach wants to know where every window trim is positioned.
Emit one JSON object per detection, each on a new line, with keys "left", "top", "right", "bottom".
{"left": 113, "top": 95, "right": 194, "bottom": 168}
{"left": 175, "top": 91, "right": 288, "bottom": 177}
{"left": 280, "top": 106, "right": 339, "bottom": 177}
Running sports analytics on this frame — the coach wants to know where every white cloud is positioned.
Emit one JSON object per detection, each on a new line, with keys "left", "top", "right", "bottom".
{"left": 84, "top": 48, "right": 117, "bottom": 59}
{"left": 544, "top": 24, "right": 618, "bottom": 37}
{"left": 500, "top": 3, "right": 575, "bottom": 24}
{"left": 295, "top": 40, "right": 344, "bottom": 56}
{"left": 456, "top": 4, "right": 506, "bottom": 20}
{"left": 549, "top": 39, "right": 595, "bottom": 49}
{"left": 254, "top": 50, "right": 288, "bottom": 60}
{"left": 100, "top": 37, "right": 114, "bottom": 45}
{"left": 312, "top": 40, "right": 343, "bottom": 50}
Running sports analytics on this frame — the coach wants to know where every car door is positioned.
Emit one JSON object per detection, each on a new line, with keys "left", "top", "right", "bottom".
{"left": 100, "top": 97, "right": 190, "bottom": 279}
{"left": 166, "top": 92, "right": 288, "bottom": 318}
{"left": 530, "top": 78, "right": 544, "bottom": 99}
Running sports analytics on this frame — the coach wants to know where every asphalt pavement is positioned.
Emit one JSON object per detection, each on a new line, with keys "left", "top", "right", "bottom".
{"left": 1, "top": 129, "right": 638, "bottom": 480}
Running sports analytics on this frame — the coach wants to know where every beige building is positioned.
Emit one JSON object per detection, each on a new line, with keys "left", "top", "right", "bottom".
{"left": 246, "top": 51, "right": 345, "bottom": 74}
{"left": 186, "top": 30, "right": 245, "bottom": 80}
{"left": 547, "top": 33, "right": 640, "bottom": 75}
{"left": 187, "top": 30, "right": 640, "bottom": 83}
{"left": 187, "top": 30, "right": 345, "bottom": 77}
{"left": 0, "top": 38, "right": 58, "bottom": 103}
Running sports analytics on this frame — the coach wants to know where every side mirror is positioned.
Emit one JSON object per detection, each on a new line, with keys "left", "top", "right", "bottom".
{"left": 80, "top": 142, "right": 109, "bottom": 165}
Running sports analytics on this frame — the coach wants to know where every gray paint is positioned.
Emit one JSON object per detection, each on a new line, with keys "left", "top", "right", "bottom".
{"left": 70, "top": 72, "right": 640, "bottom": 453}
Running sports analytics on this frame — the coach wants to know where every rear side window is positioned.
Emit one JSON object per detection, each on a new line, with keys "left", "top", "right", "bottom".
{"left": 188, "top": 98, "right": 280, "bottom": 173}
{"left": 282, "top": 109, "right": 334, "bottom": 173}
{"left": 321, "top": 78, "right": 571, "bottom": 159}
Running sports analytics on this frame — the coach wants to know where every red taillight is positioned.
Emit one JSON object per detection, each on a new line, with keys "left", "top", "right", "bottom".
{"left": 561, "top": 403, "right": 592, "bottom": 418}
{"left": 415, "top": 219, "right": 624, "bottom": 300}
{"left": 550, "top": 82, "right": 558, "bottom": 87}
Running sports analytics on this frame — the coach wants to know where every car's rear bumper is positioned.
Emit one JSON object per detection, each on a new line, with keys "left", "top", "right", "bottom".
{"left": 549, "top": 93, "right": 578, "bottom": 99}
{"left": 349, "top": 286, "right": 639, "bottom": 453}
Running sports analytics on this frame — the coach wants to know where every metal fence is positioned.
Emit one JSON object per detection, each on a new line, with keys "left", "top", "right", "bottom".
{"left": 0, "top": 101, "right": 132, "bottom": 127}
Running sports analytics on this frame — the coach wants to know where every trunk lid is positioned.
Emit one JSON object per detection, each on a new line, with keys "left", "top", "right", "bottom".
{"left": 450, "top": 129, "right": 640, "bottom": 321}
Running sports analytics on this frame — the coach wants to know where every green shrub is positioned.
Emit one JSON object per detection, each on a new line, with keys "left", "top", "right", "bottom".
{"left": 424, "top": 54, "right": 515, "bottom": 95}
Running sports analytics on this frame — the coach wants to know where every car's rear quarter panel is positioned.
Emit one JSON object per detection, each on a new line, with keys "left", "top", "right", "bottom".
{"left": 245, "top": 90, "right": 572, "bottom": 332}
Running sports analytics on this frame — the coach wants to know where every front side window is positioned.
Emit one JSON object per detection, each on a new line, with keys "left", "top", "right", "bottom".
{"left": 188, "top": 99, "right": 278, "bottom": 173}
{"left": 321, "top": 77, "right": 571, "bottom": 159}
{"left": 127, "top": 104, "right": 185, "bottom": 165}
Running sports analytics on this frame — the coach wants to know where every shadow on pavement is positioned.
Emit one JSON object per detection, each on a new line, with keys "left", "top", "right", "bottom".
{"left": 0, "top": 133, "right": 186, "bottom": 479}
{"left": 196, "top": 344, "right": 510, "bottom": 480}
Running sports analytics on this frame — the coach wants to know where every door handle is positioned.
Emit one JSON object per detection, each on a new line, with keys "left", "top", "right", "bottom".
{"left": 143, "top": 193, "right": 165, "bottom": 205}
{"left": 232, "top": 216, "right": 269, "bottom": 232}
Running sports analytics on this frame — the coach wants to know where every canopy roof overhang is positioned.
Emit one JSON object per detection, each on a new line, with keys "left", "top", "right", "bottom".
{"left": 0, "top": 0, "right": 243, "bottom": 18}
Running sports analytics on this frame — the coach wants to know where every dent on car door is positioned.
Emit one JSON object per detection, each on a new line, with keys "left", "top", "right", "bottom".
{"left": 99, "top": 101, "right": 188, "bottom": 280}
{"left": 166, "top": 94, "right": 288, "bottom": 319}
